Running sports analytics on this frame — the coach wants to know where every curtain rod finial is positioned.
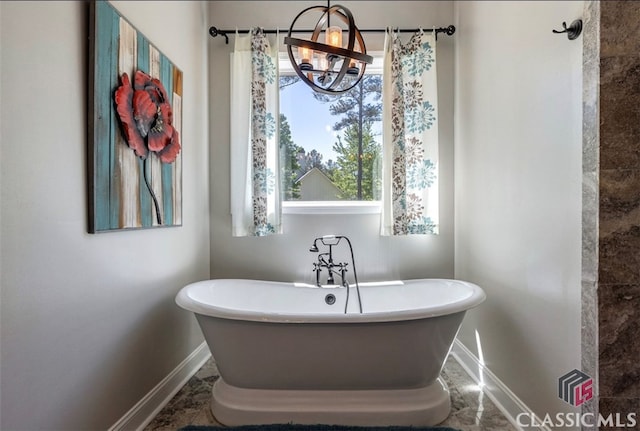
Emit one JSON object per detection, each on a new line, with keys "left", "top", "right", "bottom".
{"left": 209, "top": 26, "right": 229, "bottom": 44}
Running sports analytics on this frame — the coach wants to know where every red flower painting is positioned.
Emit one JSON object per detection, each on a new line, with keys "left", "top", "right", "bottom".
{"left": 114, "top": 70, "right": 181, "bottom": 163}
{"left": 113, "top": 70, "right": 181, "bottom": 225}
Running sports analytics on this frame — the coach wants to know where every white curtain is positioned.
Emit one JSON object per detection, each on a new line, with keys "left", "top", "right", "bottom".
{"left": 230, "top": 29, "right": 281, "bottom": 236}
{"left": 381, "top": 29, "right": 439, "bottom": 235}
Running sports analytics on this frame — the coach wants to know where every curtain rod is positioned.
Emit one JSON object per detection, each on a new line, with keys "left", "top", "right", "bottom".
{"left": 209, "top": 25, "right": 456, "bottom": 44}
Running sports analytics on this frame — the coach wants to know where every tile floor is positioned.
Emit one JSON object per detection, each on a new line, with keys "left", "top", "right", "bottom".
{"left": 144, "top": 355, "right": 516, "bottom": 431}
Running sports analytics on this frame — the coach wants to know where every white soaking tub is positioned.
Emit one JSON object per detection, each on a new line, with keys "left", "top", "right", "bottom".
{"left": 176, "top": 278, "right": 485, "bottom": 426}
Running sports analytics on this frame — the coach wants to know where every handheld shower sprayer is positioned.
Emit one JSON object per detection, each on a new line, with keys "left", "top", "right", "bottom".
{"left": 320, "top": 235, "right": 340, "bottom": 245}
{"left": 309, "top": 235, "right": 342, "bottom": 251}
{"left": 309, "top": 235, "right": 341, "bottom": 252}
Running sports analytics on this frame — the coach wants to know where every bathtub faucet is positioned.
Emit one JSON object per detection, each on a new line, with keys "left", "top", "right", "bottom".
{"left": 309, "top": 235, "right": 349, "bottom": 287}
{"left": 309, "top": 235, "right": 363, "bottom": 314}
{"left": 312, "top": 255, "right": 348, "bottom": 287}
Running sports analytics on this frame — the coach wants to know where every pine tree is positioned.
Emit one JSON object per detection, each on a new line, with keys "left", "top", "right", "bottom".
{"left": 314, "top": 75, "right": 382, "bottom": 199}
{"left": 330, "top": 122, "right": 381, "bottom": 200}
{"left": 279, "top": 114, "right": 301, "bottom": 200}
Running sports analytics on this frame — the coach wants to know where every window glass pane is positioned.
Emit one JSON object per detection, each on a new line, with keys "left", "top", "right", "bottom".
{"left": 279, "top": 68, "right": 382, "bottom": 202}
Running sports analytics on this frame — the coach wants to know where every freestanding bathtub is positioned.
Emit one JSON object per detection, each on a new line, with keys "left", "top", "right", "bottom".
{"left": 176, "top": 278, "right": 485, "bottom": 426}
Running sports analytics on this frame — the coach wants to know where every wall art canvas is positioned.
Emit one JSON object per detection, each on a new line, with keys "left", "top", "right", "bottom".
{"left": 88, "top": 0, "right": 183, "bottom": 233}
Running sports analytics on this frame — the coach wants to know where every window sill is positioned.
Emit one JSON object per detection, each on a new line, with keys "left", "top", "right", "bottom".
{"left": 282, "top": 201, "right": 381, "bottom": 215}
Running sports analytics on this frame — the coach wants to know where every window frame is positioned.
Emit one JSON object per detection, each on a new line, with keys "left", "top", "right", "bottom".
{"left": 279, "top": 51, "right": 385, "bottom": 214}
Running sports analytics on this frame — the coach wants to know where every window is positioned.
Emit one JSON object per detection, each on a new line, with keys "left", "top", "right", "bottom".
{"left": 279, "top": 53, "right": 384, "bottom": 207}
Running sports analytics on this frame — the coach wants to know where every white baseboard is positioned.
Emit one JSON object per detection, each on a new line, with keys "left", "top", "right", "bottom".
{"left": 109, "top": 342, "right": 211, "bottom": 431}
{"left": 450, "top": 339, "right": 551, "bottom": 431}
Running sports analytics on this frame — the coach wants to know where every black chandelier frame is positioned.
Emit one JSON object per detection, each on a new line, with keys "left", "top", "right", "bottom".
{"left": 283, "top": 4, "right": 373, "bottom": 95}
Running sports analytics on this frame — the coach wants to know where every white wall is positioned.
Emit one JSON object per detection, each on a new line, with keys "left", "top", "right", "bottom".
{"left": 0, "top": 2, "right": 210, "bottom": 429}
{"left": 454, "top": 0, "right": 583, "bottom": 419}
{"left": 208, "top": 1, "right": 455, "bottom": 283}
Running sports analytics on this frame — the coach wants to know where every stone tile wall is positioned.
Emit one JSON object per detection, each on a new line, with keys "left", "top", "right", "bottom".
{"left": 597, "top": 0, "right": 640, "bottom": 419}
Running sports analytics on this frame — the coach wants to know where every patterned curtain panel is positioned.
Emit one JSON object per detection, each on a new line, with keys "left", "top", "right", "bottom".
{"left": 381, "top": 30, "right": 439, "bottom": 236}
{"left": 230, "top": 29, "right": 281, "bottom": 236}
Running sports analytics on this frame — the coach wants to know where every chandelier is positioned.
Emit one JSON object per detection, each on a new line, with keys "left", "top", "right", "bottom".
{"left": 284, "top": 3, "right": 373, "bottom": 95}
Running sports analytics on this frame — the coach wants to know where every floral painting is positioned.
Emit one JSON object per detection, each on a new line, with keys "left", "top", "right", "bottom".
{"left": 88, "top": 1, "right": 183, "bottom": 233}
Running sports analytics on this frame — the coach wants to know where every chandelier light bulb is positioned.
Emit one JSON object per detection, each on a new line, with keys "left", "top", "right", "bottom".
{"left": 347, "top": 59, "right": 359, "bottom": 75}
{"left": 326, "top": 26, "right": 343, "bottom": 48}
{"left": 298, "top": 46, "right": 314, "bottom": 70}
{"left": 317, "top": 55, "right": 328, "bottom": 71}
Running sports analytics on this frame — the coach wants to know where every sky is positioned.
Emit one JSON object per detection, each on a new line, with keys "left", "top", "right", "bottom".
{"left": 278, "top": 51, "right": 385, "bottom": 165}
{"left": 280, "top": 79, "right": 341, "bottom": 163}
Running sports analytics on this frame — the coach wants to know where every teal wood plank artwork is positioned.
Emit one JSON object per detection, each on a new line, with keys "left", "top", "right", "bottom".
{"left": 88, "top": 0, "right": 183, "bottom": 233}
